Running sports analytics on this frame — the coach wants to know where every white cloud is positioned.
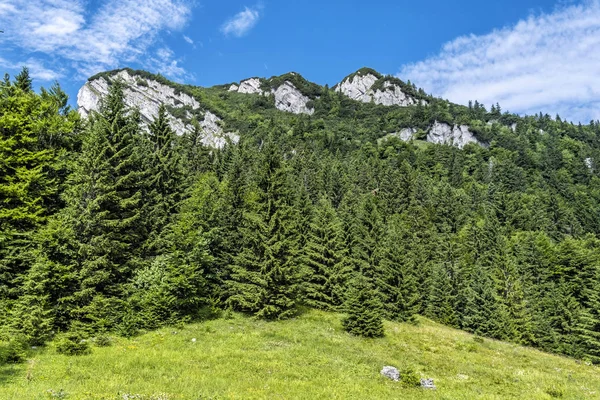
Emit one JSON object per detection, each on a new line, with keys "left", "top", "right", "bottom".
{"left": 399, "top": 0, "right": 600, "bottom": 123}
{"left": 183, "top": 35, "right": 194, "bottom": 45}
{"left": 0, "top": 0, "right": 193, "bottom": 79}
{"left": 144, "top": 47, "right": 191, "bottom": 81}
{"left": 221, "top": 6, "right": 260, "bottom": 37}
{"left": 0, "top": 57, "right": 63, "bottom": 81}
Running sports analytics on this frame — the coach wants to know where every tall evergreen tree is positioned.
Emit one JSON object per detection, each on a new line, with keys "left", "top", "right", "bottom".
{"left": 226, "top": 142, "right": 301, "bottom": 320}
{"left": 145, "top": 104, "right": 184, "bottom": 254}
{"left": 342, "top": 274, "right": 385, "bottom": 338}
{"left": 301, "top": 196, "right": 346, "bottom": 310}
{"left": 65, "top": 81, "right": 148, "bottom": 331}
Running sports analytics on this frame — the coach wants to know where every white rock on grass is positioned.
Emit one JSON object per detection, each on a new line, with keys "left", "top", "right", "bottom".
{"left": 380, "top": 366, "right": 400, "bottom": 381}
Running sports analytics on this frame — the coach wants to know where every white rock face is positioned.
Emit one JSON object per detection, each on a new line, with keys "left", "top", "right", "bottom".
{"left": 427, "top": 121, "right": 481, "bottom": 149}
{"left": 229, "top": 78, "right": 314, "bottom": 115}
{"left": 336, "top": 73, "right": 423, "bottom": 107}
{"left": 372, "top": 81, "right": 416, "bottom": 106}
{"left": 272, "top": 82, "right": 314, "bottom": 115}
{"left": 77, "top": 70, "right": 238, "bottom": 148}
{"left": 237, "top": 78, "right": 264, "bottom": 95}
{"left": 336, "top": 73, "right": 379, "bottom": 103}
{"left": 391, "top": 127, "right": 417, "bottom": 141}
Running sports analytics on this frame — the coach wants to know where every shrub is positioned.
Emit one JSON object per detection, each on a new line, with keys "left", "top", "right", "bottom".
{"left": 55, "top": 332, "right": 91, "bottom": 356}
{"left": 0, "top": 335, "right": 28, "bottom": 364}
{"left": 93, "top": 335, "right": 112, "bottom": 347}
{"left": 400, "top": 366, "right": 421, "bottom": 387}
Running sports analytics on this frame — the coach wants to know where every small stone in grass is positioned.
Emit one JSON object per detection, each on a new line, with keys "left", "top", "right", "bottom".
{"left": 380, "top": 366, "right": 400, "bottom": 381}
{"left": 421, "top": 378, "right": 436, "bottom": 389}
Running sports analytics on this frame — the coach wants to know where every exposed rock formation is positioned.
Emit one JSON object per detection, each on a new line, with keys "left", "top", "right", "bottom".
{"left": 427, "top": 121, "right": 480, "bottom": 149}
{"left": 272, "top": 81, "right": 314, "bottom": 115}
{"left": 381, "top": 123, "right": 483, "bottom": 148}
{"left": 395, "top": 127, "right": 418, "bottom": 142}
{"left": 236, "top": 78, "right": 263, "bottom": 95}
{"left": 336, "top": 73, "right": 378, "bottom": 103}
{"left": 77, "top": 70, "right": 238, "bottom": 148}
{"left": 228, "top": 77, "right": 314, "bottom": 115}
{"left": 336, "top": 72, "right": 423, "bottom": 107}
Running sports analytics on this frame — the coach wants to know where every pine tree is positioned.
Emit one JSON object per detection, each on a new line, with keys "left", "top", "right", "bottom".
{"left": 342, "top": 274, "right": 385, "bottom": 338}
{"left": 226, "top": 142, "right": 301, "bottom": 320}
{"left": 301, "top": 195, "right": 346, "bottom": 310}
{"left": 65, "top": 81, "right": 148, "bottom": 331}
{"left": 377, "top": 214, "right": 419, "bottom": 322}
{"left": 426, "top": 262, "right": 459, "bottom": 327}
{"left": 0, "top": 69, "right": 76, "bottom": 309}
{"left": 145, "top": 104, "right": 184, "bottom": 254}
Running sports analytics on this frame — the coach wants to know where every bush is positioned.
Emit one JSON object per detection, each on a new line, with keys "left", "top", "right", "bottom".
{"left": 55, "top": 332, "right": 91, "bottom": 356}
{"left": 0, "top": 336, "right": 28, "bottom": 364}
{"left": 400, "top": 366, "right": 421, "bottom": 387}
{"left": 93, "top": 335, "right": 112, "bottom": 347}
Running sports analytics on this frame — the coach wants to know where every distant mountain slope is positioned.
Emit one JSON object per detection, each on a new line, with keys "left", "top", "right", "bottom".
{"left": 77, "top": 67, "right": 512, "bottom": 148}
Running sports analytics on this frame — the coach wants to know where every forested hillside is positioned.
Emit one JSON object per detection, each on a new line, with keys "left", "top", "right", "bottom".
{"left": 2, "top": 66, "right": 600, "bottom": 367}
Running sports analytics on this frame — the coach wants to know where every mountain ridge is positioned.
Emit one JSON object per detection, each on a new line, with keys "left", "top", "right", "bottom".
{"left": 77, "top": 67, "right": 503, "bottom": 149}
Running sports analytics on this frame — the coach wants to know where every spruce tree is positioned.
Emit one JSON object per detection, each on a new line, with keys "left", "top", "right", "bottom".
{"left": 342, "top": 274, "right": 385, "bottom": 338}
{"left": 301, "top": 195, "right": 346, "bottom": 310}
{"left": 226, "top": 142, "right": 301, "bottom": 320}
{"left": 377, "top": 214, "right": 419, "bottom": 322}
{"left": 145, "top": 104, "right": 183, "bottom": 253}
{"left": 65, "top": 81, "right": 148, "bottom": 331}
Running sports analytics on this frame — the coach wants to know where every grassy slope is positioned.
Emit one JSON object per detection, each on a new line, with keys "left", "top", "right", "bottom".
{"left": 1, "top": 310, "right": 598, "bottom": 400}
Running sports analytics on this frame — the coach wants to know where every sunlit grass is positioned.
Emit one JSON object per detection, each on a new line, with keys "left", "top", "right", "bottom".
{"left": 1, "top": 310, "right": 598, "bottom": 399}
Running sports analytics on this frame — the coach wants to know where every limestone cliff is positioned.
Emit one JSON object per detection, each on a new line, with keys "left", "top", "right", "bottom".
{"left": 335, "top": 69, "right": 425, "bottom": 107}
{"left": 77, "top": 70, "right": 239, "bottom": 148}
{"left": 228, "top": 77, "right": 315, "bottom": 115}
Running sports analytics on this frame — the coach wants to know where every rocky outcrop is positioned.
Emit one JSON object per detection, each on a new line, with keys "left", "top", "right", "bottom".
{"left": 427, "top": 121, "right": 480, "bottom": 149}
{"left": 336, "top": 73, "right": 423, "bottom": 107}
{"left": 272, "top": 81, "right": 314, "bottom": 115}
{"left": 229, "top": 78, "right": 314, "bottom": 115}
{"left": 394, "top": 127, "right": 418, "bottom": 142}
{"left": 235, "top": 78, "right": 263, "bottom": 95}
{"left": 372, "top": 81, "right": 417, "bottom": 106}
{"left": 336, "top": 73, "right": 378, "bottom": 103}
{"left": 381, "top": 122, "right": 484, "bottom": 148}
{"left": 77, "top": 70, "right": 238, "bottom": 148}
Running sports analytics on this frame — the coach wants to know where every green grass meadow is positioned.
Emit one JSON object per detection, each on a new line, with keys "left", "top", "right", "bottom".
{"left": 1, "top": 310, "right": 598, "bottom": 399}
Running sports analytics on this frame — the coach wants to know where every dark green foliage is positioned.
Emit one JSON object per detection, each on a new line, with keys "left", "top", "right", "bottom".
{"left": 4, "top": 67, "right": 600, "bottom": 366}
{"left": 301, "top": 196, "right": 346, "bottom": 310}
{"left": 54, "top": 332, "right": 91, "bottom": 356}
{"left": 342, "top": 275, "right": 384, "bottom": 338}
{"left": 0, "top": 335, "right": 27, "bottom": 364}
{"left": 226, "top": 142, "right": 302, "bottom": 320}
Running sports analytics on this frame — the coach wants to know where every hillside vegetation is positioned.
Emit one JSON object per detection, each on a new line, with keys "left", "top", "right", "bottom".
{"left": 3, "top": 66, "right": 600, "bottom": 397}
{"left": 1, "top": 310, "right": 598, "bottom": 400}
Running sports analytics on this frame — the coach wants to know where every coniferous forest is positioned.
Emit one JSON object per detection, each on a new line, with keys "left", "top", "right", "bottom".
{"left": 3, "top": 66, "right": 600, "bottom": 366}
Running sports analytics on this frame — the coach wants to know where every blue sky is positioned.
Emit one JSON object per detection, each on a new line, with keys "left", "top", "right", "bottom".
{"left": 1, "top": 0, "right": 599, "bottom": 122}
